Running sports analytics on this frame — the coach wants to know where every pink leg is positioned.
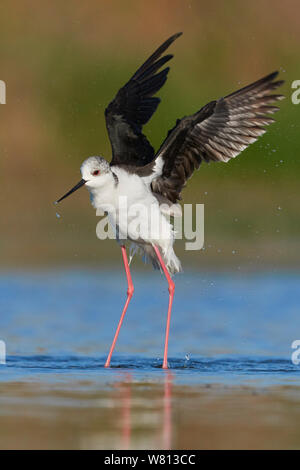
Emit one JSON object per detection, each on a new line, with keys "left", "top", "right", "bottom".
{"left": 153, "top": 245, "right": 175, "bottom": 369}
{"left": 105, "top": 245, "right": 134, "bottom": 368}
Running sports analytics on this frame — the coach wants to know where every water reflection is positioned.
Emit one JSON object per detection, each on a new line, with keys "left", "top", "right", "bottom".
{"left": 1, "top": 365, "right": 300, "bottom": 449}
{"left": 114, "top": 373, "right": 131, "bottom": 450}
{"left": 162, "top": 371, "right": 172, "bottom": 449}
{"left": 108, "top": 371, "right": 173, "bottom": 450}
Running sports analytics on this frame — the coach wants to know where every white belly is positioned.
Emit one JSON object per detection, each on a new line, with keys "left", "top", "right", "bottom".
{"left": 90, "top": 168, "right": 181, "bottom": 273}
{"left": 108, "top": 199, "right": 174, "bottom": 246}
{"left": 93, "top": 168, "right": 174, "bottom": 248}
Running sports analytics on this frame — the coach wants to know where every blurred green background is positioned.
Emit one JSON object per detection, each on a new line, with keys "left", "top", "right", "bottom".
{"left": 0, "top": 0, "right": 299, "bottom": 270}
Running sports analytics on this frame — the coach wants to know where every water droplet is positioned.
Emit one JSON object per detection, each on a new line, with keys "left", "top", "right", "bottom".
{"left": 232, "top": 250, "right": 236, "bottom": 254}
{"left": 56, "top": 212, "right": 61, "bottom": 219}
{"left": 183, "top": 354, "right": 190, "bottom": 368}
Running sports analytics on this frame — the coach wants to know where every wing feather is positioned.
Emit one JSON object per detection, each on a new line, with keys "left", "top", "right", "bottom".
{"left": 105, "top": 33, "right": 182, "bottom": 167}
{"left": 150, "top": 72, "right": 285, "bottom": 202}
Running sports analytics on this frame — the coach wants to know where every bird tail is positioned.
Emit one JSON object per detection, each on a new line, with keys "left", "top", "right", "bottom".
{"left": 130, "top": 243, "right": 181, "bottom": 275}
{"left": 162, "top": 246, "right": 182, "bottom": 275}
{"left": 147, "top": 244, "right": 182, "bottom": 275}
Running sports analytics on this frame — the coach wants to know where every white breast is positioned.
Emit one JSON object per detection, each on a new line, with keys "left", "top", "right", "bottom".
{"left": 91, "top": 167, "right": 175, "bottom": 247}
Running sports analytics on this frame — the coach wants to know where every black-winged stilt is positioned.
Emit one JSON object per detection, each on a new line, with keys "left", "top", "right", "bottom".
{"left": 55, "top": 33, "right": 284, "bottom": 369}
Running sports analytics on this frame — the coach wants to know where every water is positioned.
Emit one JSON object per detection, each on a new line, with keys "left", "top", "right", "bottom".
{"left": 1, "top": 270, "right": 300, "bottom": 384}
{"left": 1, "top": 270, "right": 299, "bottom": 375}
{"left": 2, "top": 355, "right": 299, "bottom": 389}
{"left": 0, "top": 270, "right": 300, "bottom": 449}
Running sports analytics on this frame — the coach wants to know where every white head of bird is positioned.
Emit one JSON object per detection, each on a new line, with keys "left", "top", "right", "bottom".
{"left": 55, "top": 156, "right": 113, "bottom": 204}
{"left": 81, "top": 156, "right": 112, "bottom": 189}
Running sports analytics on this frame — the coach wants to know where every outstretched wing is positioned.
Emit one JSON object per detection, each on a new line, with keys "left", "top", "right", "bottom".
{"left": 150, "top": 72, "right": 285, "bottom": 202}
{"left": 105, "top": 32, "right": 182, "bottom": 168}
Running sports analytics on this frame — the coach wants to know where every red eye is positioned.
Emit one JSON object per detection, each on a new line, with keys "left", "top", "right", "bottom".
{"left": 93, "top": 170, "right": 100, "bottom": 176}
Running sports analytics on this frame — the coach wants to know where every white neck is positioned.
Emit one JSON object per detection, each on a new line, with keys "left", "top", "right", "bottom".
{"left": 87, "top": 171, "right": 116, "bottom": 209}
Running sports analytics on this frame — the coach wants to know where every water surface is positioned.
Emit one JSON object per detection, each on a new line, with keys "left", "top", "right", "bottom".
{"left": 0, "top": 270, "right": 299, "bottom": 449}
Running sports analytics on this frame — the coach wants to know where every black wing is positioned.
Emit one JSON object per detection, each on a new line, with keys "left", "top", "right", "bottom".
{"left": 150, "top": 71, "right": 285, "bottom": 203}
{"left": 105, "top": 32, "right": 182, "bottom": 168}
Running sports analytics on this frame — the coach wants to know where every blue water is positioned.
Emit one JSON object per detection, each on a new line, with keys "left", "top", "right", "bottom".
{"left": 0, "top": 270, "right": 299, "bottom": 387}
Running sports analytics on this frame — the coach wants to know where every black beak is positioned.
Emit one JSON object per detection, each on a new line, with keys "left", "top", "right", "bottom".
{"left": 55, "top": 179, "right": 86, "bottom": 204}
